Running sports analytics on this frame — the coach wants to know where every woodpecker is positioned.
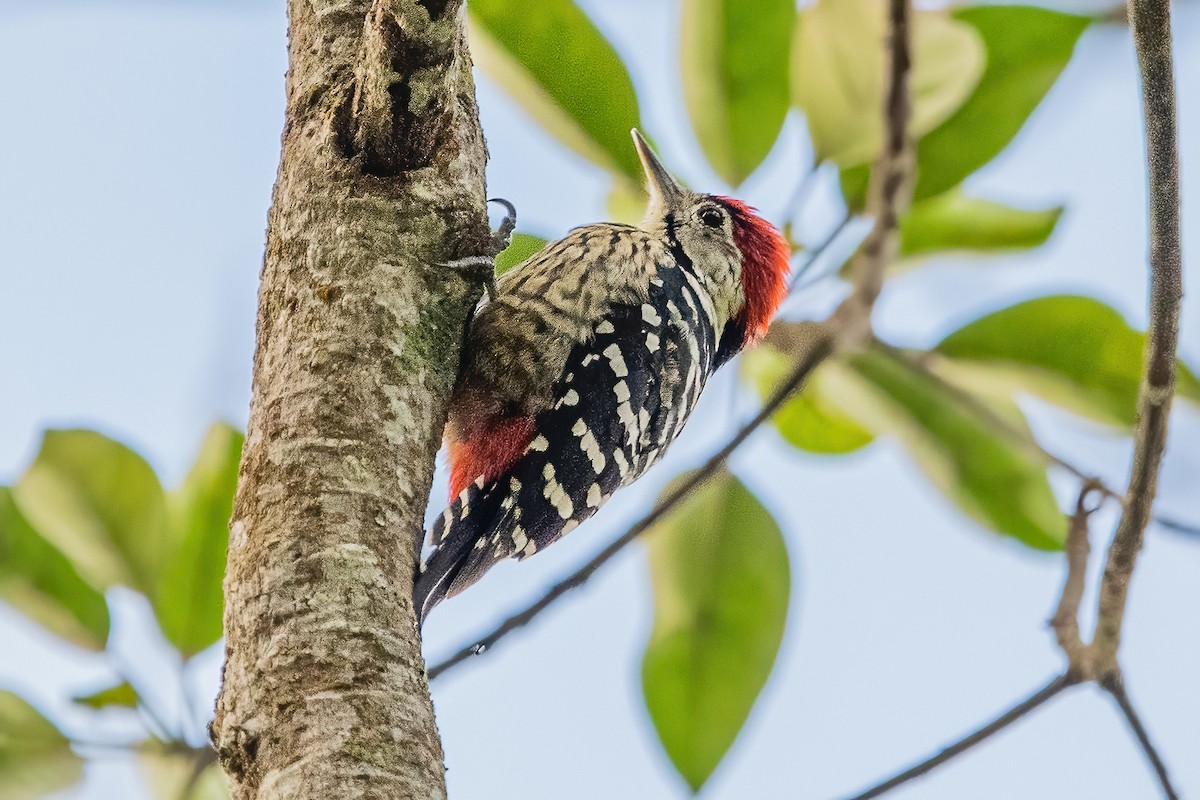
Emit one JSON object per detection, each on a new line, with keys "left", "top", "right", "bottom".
{"left": 415, "top": 130, "right": 790, "bottom": 622}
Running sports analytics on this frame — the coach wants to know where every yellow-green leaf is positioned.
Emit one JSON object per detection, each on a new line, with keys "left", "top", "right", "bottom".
{"left": 935, "top": 296, "right": 1200, "bottom": 428}
{"left": 495, "top": 233, "right": 548, "bottom": 276}
{"left": 792, "top": 0, "right": 984, "bottom": 167}
{"left": 913, "top": 7, "right": 1090, "bottom": 200}
{"left": 470, "top": 0, "right": 643, "bottom": 185}
{"left": 12, "top": 430, "right": 167, "bottom": 594}
{"left": 72, "top": 680, "right": 139, "bottom": 710}
{"left": 0, "top": 487, "right": 110, "bottom": 650}
{"left": 900, "top": 191, "right": 1063, "bottom": 258}
{"left": 743, "top": 347, "right": 873, "bottom": 454}
{"left": 681, "top": 0, "right": 793, "bottom": 185}
{"left": 842, "top": 347, "right": 1065, "bottom": 550}
{"left": 643, "top": 471, "right": 790, "bottom": 791}
{"left": 0, "top": 691, "right": 84, "bottom": 800}
{"left": 140, "top": 743, "right": 229, "bottom": 800}
{"left": 155, "top": 423, "right": 243, "bottom": 656}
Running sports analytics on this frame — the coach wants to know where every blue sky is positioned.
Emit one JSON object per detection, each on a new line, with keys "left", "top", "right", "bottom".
{"left": 1, "top": 1, "right": 1197, "bottom": 797}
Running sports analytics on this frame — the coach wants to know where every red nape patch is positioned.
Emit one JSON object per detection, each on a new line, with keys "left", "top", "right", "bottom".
{"left": 447, "top": 415, "right": 537, "bottom": 499}
{"left": 717, "top": 197, "right": 791, "bottom": 345}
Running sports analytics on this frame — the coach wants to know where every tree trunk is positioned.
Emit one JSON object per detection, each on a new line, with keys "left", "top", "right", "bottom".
{"left": 211, "top": 1, "right": 489, "bottom": 796}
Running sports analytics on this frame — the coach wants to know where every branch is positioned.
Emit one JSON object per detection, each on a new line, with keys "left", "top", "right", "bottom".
{"left": 1050, "top": 482, "right": 1101, "bottom": 676}
{"left": 351, "top": 0, "right": 466, "bottom": 175}
{"left": 841, "top": 675, "right": 1073, "bottom": 800}
{"left": 1091, "top": 0, "right": 1182, "bottom": 677}
{"left": 428, "top": 326, "right": 838, "bottom": 679}
{"left": 845, "top": 0, "right": 913, "bottom": 313}
{"left": 1103, "top": 675, "right": 1180, "bottom": 800}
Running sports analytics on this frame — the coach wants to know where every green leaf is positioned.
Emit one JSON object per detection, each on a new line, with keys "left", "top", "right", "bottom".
{"left": 0, "top": 691, "right": 84, "bottom": 799}
{"left": 495, "top": 233, "right": 548, "bottom": 276}
{"left": 469, "top": 0, "right": 643, "bottom": 185}
{"left": 935, "top": 295, "right": 1200, "bottom": 428}
{"left": 913, "top": 7, "right": 1090, "bottom": 200}
{"left": 0, "top": 488, "right": 110, "bottom": 650}
{"left": 155, "top": 423, "right": 243, "bottom": 656}
{"left": 900, "top": 191, "right": 1063, "bottom": 257}
{"left": 12, "top": 430, "right": 167, "bottom": 594}
{"left": 140, "top": 744, "right": 229, "bottom": 800}
{"left": 842, "top": 347, "right": 1065, "bottom": 550}
{"left": 72, "top": 680, "right": 139, "bottom": 710}
{"left": 681, "top": 0, "right": 793, "bottom": 185}
{"left": 742, "top": 347, "right": 873, "bottom": 454}
{"left": 642, "top": 471, "right": 790, "bottom": 791}
{"left": 792, "top": 0, "right": 984, "bottom": 167}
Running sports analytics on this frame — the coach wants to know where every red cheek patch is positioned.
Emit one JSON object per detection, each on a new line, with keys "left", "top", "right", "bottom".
{"left": 717, "top": 197, "right": 791, "bottom": 344}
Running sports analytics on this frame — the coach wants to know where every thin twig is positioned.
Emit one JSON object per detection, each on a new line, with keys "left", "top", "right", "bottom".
{"left": 428, "top": 328, "right": 838, "bottom": 679}
{"left": 788, "top": 213, "right": 853, "bottom": 291}
{"left": 840, "top": 674, "right": 1074, "bottom": 800}
{"left": 1103, "top": 674, "right": 1180, "bottom": 799}
{"left": 1154, "top": 515, "right": 1200, "bottom": 538}
{"left": 1051, "top": 482, "right": 1102, "bottom": 674}
{"left": 847, "top": 0, "right": 914, "bottom": 311}
{"left": 1092, "top": 0, "right": 1182, "bottom": 676}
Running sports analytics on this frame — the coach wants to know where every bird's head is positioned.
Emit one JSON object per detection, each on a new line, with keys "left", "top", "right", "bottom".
{"left": 632, "top": 129, "right": 790, "bottom": 347}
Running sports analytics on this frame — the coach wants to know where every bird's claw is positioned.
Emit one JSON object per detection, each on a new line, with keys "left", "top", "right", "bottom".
{"left": 437, "top": 199, "right": 517, "bottom": 302}
{"left": 487, "top": 197, "right": 517, "bottom": 257}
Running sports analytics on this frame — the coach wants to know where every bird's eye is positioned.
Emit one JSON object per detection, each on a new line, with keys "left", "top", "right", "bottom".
{"left": 699, "top": 206, "right": 725, "bottom": 228}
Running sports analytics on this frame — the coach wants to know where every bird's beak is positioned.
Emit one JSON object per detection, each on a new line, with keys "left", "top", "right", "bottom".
{"left": 632, "top": 129, "right": 686, "bottom": 212}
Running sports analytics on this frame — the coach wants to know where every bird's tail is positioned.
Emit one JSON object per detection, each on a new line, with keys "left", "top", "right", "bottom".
{"left": 413, "top": 482, "right": 512, "bottom": 625}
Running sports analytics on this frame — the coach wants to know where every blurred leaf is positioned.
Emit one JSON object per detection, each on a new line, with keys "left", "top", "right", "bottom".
{"left": 0, "top": 488, "right": 110, "bottom": 650}
{"left": 470, "top": 0, "right": 643, "bottom": 185}
{"left": 155, "top": 423, "right": 243, "bottom": 657}
{"left": 140, "top": 744, "right": 228, "bottom": 800}
{"left": 72, "top": 680, "right": 138, "bottom": 710}
{"left": 607, "top": 180, "right": 648, "bottom": 225}
{"left": 495, "top": 233, "right": 548, "bottom": 276}
{"left": 900, "top": 191, "right": 1063, "bottom": 257}
{"left": 913, "top": 7, "right": 1090, "bottom": 200}
{"left": 0, "top": 691, "right": 84, "bottom": 799}
{"left": 681, "top": 0, "right": 793, "bottom": 185}
{"left": 792, "top": 0, "right": 984, "bottom": 167}
{"left": 842, "top": 347, "right": 1065, "bottom": 550}
{"left": 743, "top": 347, "right": 873, "bottom": 454}
{"left": 839, "top": 163, "right": 870, "bottom": 214}
{"left": 935, "top": 296, "right": 1200, "bottom": 428}
{"left": 12, "top": 430, "right": 166, "bottom": 594}
{"left": 642, "top": 471, "right": 789, "bottom": 792}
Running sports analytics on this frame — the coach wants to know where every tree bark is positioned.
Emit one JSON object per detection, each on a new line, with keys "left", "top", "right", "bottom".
{"left": 211, "top": 0, "right": 489, "bottom": 796}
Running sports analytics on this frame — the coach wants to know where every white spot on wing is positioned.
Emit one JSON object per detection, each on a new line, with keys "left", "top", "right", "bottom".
{"left": 641, "top": 304, "right": 662, "bottom": 326}
{"left": 529, "top": 435, "right": 549, "bottom": 452}
{"left": 596, "top": 320, "right": 615, "bottom": 334}
{"left": 587, "top": 483, "right": 603, "bottom": 507}
{"left": 603, "top": 343, "right": 628, "bottom": 377}
{"left": 580, "top": 429, "right": 605, "bottom": 473}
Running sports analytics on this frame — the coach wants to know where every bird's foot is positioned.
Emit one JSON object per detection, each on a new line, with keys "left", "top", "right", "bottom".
{"left": 440, "top": 198, "right": 517, "bottom": 301}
